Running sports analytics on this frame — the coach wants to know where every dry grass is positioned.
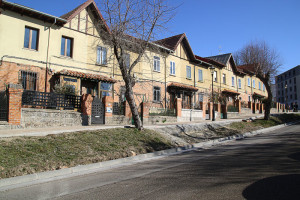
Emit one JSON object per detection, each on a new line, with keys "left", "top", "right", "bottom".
{"left": 0, "top": 128, "right": 174, "bottom": 179}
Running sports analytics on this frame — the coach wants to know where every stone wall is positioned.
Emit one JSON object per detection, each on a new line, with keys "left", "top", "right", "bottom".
{"left": 21, "top": 108, "right": 82, "bottom": 128}
{"left": 144, "top": 116, "right": 177, "bottom": 125}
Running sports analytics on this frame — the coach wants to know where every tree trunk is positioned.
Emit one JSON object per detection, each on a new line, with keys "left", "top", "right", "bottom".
{"left": 263, "top": 81, "right": 273, "bottom": 120}
{"left": 123, "top": 73, "right": 143, "bottom": 130}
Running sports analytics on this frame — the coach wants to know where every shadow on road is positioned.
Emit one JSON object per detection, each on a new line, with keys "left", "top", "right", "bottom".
{"left": 288, "top": 152, "right": 300, "bottom": 162}
{"left": 242, "top": 174, "right": 300, "bottom": 200}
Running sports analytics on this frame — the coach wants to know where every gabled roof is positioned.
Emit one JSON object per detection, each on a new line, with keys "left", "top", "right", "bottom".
{"left": 60, "top": 0, "right": 110, "bottom": 33}
{"left": 154, "top": 33, "right": 197, "bottom": 61}
{"left": 205, "top": 53, "right": 232, "bottom": 66}
{"left": 237, "top": 64, "right": 256, "bottom": 75}
{"left": 195, "top": 55, "right": 225, "bottom": 68}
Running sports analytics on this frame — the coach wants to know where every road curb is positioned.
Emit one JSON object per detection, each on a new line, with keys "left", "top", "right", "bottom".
{"left": 0, "top": 120, "right": 299, "bottom": 191}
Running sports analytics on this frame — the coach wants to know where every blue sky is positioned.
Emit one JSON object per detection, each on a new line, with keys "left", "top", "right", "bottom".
{"left": 8, "top": 0, "right": 300, "bottom": 73}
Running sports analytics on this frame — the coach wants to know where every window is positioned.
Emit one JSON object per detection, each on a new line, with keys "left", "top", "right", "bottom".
{"left": 259, "top": 82, "right": 261, "bottom": 90}
{"left": 253, "top": 80, "right": 255, "bottom": 88}
{"left": 293, "top": 69, "right": 296, "bottom": 75}
{"left": 153, "top": 87, "right": 161, "bottom": 102}
{"left": 290, "top": 87, "right": 292, "bottom": 92}
{"left": 198, "top": 93, "right": 204, "bottom": 102}
{"left": 263, "top": 84, "right": 265, "bottom": 91}
{"left": 278, "top": 91, "right": 280, "bottom": 95}
{"left": 294, "top": 78, "right": 296, "bottom": 84}
{"left": 213, "top": 71, "right": 217, "bottom": 82}
{"left": 153, "top": 56, "right": 160, "bottom": 72}
{"left": 61, "top": 36, "right": 73, "bottom": 57}
{"left": 24, "top": 26, "right": 39, "bottom": 50}
{"left": 198, "top": 69, "right": 203, "bottom": 82}
{"left": 289, "top": 79, "right": 292, "bottom": 84}
{"left": 295, "top": 94, "right": 298, "bottom": 100}
{"left": 19, "top": 70, "right": 38, "bottom": 91}
{"left": 170, "top": 61, "right": 175, "bottom": 75}
{"left": 232, "top": 76, "right": 235, "bottom": 87}
{"left": 248, "top": 95, "right": 251, "bottom": 102}
{"left": 248, "top": 78, "right": 250, "bottom": 86}
{"left": 290, "top": 94, "right": 293, "bottom": 99}
{"left": 295, "top": 86, "right": 297, "bottom": 92}
{"left": 238, "top": 79, "right": 241, "bottom": 89}
{"left": 186, "top": 66, "right": 191, "bottom": 79}
{"left": 100, "top": 82, "right": 112, "bottom": 98}
{"left": 96, "top": 46, "right": 107, "bottom": 65}
{"left": 222, "top": 74, "right": 226, "bottom": 84}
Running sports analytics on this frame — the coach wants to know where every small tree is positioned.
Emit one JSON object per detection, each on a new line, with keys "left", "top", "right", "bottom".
{"left": 234, "top": 41, "right": 282, "bottom": 120}
{"left": 96, "top": 0, "right": 175, "bottom": 130}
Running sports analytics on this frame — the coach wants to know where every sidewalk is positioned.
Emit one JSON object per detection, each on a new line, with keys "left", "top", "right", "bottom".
{"left": 0, "top": 114, "right": 264, "bottom": 138}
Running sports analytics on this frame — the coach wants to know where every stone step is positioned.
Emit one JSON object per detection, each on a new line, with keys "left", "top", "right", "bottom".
{"left": 0, "top": 121, "right": 9, "bottom": 125}
{"left": 0, "top": 125, "right": 11, "bottom": 130}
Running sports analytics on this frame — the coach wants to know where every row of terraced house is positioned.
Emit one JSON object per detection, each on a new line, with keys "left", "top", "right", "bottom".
{"left": 0, "top": 0, "right": 284, "bottom": 128}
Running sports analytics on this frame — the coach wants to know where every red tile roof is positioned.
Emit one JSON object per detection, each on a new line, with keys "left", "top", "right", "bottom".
{"left": 222, "top": 89, "right": 240, "bottom": 95}
{"left": 154, "top": 33, "right": 185, "bottom": 51}
{"left": 57, "top": 70, "right": 116, "bottom": 83}
{"left": 237, "top": 64, "right": 257, "bottom": 75}
{"left": 168, "top": 82, "right": 198, "bottom": 92}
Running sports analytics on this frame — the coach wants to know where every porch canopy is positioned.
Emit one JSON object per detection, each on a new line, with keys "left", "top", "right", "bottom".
{"left": 252, "top": 92, "right": 266, "bottom": 99}
{"left": 56, "top": 70, "right": 117, "bottom": 83}
{"left": 167, "top": 82, "right": 198, "bottom": 92}
{"left": 222, "top": 89, "right": 240, "bottom": 96}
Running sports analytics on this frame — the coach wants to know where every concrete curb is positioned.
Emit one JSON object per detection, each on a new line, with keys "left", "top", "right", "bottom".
{"left": 0, "top": 119, "right": 299, "bottom": 191}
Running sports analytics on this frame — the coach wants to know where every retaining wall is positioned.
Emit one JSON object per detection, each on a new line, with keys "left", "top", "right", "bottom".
{"left": 21, "top": 108, "right": 82, "bottom": 128}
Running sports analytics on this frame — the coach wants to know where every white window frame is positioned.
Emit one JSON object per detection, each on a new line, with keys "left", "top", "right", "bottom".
{"left": 198, "top": 69, "right": 203, "bottom": 82}
{"left": 259, "top": 82, "right": 261, "bottom": 90}
{"left": 232, "top": 76, "right": 235, "bottom": 87}
{"left": 248, "top": 78, "right": 250, "bottom": 86}
{"left": 213, "top": 71, "right": 217, "bottom": 82}
{"left": 222, "top": 73, "right": 226, "bottom": 84}
{"left": 153, "top": 86, "right": 161, "bottom": 102}
{"left": 253, "top": 80, "right": 256, "bottom": 88}
{"left": 186, "top": 66, "right": 191, "bottom": 79}
{"left": 238, "top": 79, "right": 242, "bottom": 89}
{"left": 153, "top": 56, "right": 160, "bottom": 72}
{"left": 170, "top": 61, "right": 175, "bottom": 75}
{"left": 96, "top": 46, "right": 107, "bottom": 65}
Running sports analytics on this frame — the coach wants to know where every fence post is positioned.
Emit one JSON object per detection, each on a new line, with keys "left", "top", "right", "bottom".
{"left": 141, "top": 102, "right": 150, "bottom": 124}
{"left": 103, "top": 96, "right": 113, "bottom": 124}
{"left": 81, "top": 94, "right": 93, "bottom": 125}
{"left": 176, "top": 98, "right": 182, "bottom": 119}
{"left": 7, "top": 84, "right": 23, "bottom": 125}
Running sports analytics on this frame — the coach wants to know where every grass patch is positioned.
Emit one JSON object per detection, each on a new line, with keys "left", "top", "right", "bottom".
{"left": 0, "top": 128, "right": 174, "bottom": 179}
{"left": 229, "top": 113, "right": 300, "bottom": 133}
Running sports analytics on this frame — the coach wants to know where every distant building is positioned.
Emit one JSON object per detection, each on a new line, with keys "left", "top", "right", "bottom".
{"left": 275, "top": 65, "right": 300, "bottom": 110}
{"left": 271, "top": 84, "right": 277, "bottom": 102}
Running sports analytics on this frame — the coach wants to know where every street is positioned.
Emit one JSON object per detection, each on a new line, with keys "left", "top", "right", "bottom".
{"left": 1, "top": 123, "right": 300, "bottom": 200}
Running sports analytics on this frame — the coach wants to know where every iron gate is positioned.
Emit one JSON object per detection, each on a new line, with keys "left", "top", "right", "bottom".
{"left": 91, "top": 97, "right": 105, "bottom": 124}
{"left": 0, "top": 91, "right": 8, "bottom": 121}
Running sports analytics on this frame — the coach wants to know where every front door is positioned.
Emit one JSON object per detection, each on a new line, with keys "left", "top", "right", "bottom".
{"left": 91, "top": 97, "right": 105, "bottom": 124}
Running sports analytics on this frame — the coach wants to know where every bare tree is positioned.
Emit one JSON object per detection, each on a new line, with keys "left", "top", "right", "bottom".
{"left": 234, "top": 41, "right": 282, "bottom": 120}
{"left": 95, "top": 0, "right": 175, "bottom": 130}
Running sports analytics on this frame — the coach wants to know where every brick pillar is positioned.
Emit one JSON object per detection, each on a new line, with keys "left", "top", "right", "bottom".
{"left": 209, "top": 102, "right": 213, "bottom": 119}
{"left": 262, "top": 103, "right": 264, "bottom": 112}
{"left": 236, "top": 100, "right": 241, "bottom": 113}
{"left": 176, "top": 98, "right": 182, "bottom": 117}
{"left": 103, "top": 96, "right": 113, "bottom": 124}
{"left": 142, "top": 102, "right": 150, "bottom": 124}
{"left": 7, "top": 84, "right": 23, "bottom": 125}
{"left": 202, "top": 102, "right": 207, "bottom": 119}
{"left": 81, "top": 94, "right": 93, "bottom": 125}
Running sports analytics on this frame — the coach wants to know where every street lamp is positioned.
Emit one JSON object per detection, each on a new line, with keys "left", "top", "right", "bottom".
{"left": 209, "top": 66, "right": 215, "bottom": 121}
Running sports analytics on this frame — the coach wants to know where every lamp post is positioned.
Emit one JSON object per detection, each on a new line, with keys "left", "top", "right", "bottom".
{"left": 209, "top": 66, "right": 215, "bottom": 121}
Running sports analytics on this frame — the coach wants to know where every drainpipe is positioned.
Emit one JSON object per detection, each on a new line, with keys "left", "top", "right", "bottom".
{"left": 45, "top": 18, "right": 57, "bottom": 92}
{"left": 164, "top": 55, "right": 167, "bottom": 110}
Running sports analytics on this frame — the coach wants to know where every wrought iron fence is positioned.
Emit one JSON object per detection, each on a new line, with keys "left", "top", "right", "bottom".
{"left": 227, "top": 105, "right": 239, "bottom": 112}
{"left": 112, "top": 102, "right": 125, "bottom": 115}
{"left": 22, "top": 90, "right": 81, "bottom": 110}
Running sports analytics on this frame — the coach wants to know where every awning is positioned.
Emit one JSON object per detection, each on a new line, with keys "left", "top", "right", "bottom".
{"left": 222, "top": 89, "right": 240, "bottom": 95}
{"left": 56, "top": 70, "right": 117, "bottom": 83}
{"left": 168, "top": 82, "right": 198, "bottom": 92}
{"left": 253, "top": 92, "right": 266, "bottom": 98}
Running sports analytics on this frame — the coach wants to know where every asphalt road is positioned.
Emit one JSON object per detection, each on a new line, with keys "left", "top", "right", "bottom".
{"left": 1, "top": 123, "right": 300, "bottom": 200}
